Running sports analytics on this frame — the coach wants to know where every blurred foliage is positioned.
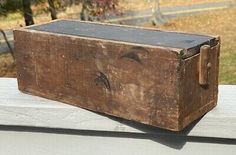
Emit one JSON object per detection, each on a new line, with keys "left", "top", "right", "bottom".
{"left": 0, "top": 0, "right": 57, "bottom": 15}
{"left": 0, "top": 0, "right": 121, "bottom": 20}
{"left": 80, "top": 0, "right": 121, "bottom": 21}
{"left": 0, "top": 0, "right": 22, "bottom": 15}
{"left": 0, "top": 0, "right": 48, "bottom": 16}
{"left": 0, "top": 0, "right": 67, "bottom": 25}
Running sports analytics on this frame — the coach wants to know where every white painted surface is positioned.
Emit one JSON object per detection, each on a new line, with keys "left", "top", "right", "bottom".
{"left": 0, "top": 131, "right": 236, "bottom": 155}
{"left": 0, "top": 78, "right": 236, "bottom": 139}
{"left": 0, "top": 129, "right": 235, "bottom": 155}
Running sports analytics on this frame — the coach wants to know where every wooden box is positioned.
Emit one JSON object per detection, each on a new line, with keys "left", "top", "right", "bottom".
{"left": 14, "top": 20, "right": 220, "bottom": 131}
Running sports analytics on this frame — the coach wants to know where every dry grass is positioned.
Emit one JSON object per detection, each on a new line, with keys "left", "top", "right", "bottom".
{"left": 160, "top": 0, "right": 230, "bottom": 7}
{"left": 0, "top": 0, "right": 233, "bottom": 29}
{"left": 144, "top": 8, "right": 236, "bottom": 84}
{"left": 0, "top": 4, "right": 82, "bottom": 29}
{"left": 0, "top": 53, "right": 16, "bottom": 77}
{"left": 120, "top": 0, "right": 231, "bottom": 12}
{"left": 1, "top": 2, "right": 236, "bottom": 84}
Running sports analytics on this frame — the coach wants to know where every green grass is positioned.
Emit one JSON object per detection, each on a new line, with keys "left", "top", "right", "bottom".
{"left": 220, "top": 46, "right": 236, "bottom": 84}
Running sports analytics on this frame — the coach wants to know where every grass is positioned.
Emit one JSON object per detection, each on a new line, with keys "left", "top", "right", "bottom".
{"left": 120, "top": 0, "right": 231, "bottom": 11}
{"left": 0, "top": 5, "right": 82, "bottom": 29}
{"left": 0, "top": 53, "right": 16, "bottom": 77}
{"left": 159, "top": 0, "right": 232, "bottom": 7}
{"left": 0, "top": 0, "right": 233, "bottom": 29}
{"left": 0, "top": 2, "right": 236, "bottom": 84}
{"left": 144, "top": 8, "right": 236, "bottom": 84}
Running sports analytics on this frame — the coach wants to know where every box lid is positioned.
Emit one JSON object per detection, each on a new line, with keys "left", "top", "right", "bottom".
{"left": 26, "top": 20, "right": 217, "bottom": 59}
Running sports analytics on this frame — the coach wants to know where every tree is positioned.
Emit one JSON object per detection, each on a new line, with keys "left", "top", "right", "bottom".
{"left": 0, "top": 0, "right": 121, "bottom": 26}
{"left": 69, "top": 0, "right": 75, "bottom": 6}
{"left": 48, "top": 0, "right": 57, "bottom": 20}
{"left": 152, "top": 0, "right": 166, "bottom": 25}
{"left": 0, "top": 0, "right": 58, "bottom": 25}
{"left": 22, "top": 0, "right": 34, "bottom": 26}
{"left": 0, "top": 0, "right": 34, "bottom": 26}
{"left": 80, "top": 0, "right": 121, "bottom": 21}
{"left": 0, "top": 0, "right": 22, "bottom": 16}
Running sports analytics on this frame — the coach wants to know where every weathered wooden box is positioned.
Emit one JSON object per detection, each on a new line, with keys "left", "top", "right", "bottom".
{"left": 14, "top": 20, "right": 220, "bottom": 131}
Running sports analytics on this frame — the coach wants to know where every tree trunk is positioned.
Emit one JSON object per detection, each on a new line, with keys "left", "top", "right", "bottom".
{"left": 70, "top": 0, "right": 75, "bottom": 6}
{"left": 48, "top": 0, "right": 57, "bottom": 20}
{"left": 80, "top": 3, "right": 86, "bottom": 21}
{"left": 22, "top": 0, "right": 34, "bottom": 26}
{"left": 152, "top": 0, "right": 165, "bottom": 25}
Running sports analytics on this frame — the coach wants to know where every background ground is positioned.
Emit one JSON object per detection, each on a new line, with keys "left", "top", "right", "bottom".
{"left": 0, "top": 0, "right": 235, "bottom": 84}
{"left": 155, "top": 8, "right": 236, "bottom": 84}
{"left": 0, "top": 0, "right": 232, "bottom": 29}
{"left": 121, "top": 0, "right": 229, "bottom": 11}
{"left": 0, "top": 53, "right": 16, "bottom": 77}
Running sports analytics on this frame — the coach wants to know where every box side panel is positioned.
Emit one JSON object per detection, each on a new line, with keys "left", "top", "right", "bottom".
{"left": 179, "top": 41, "right": 220, "bottom": 129}
{"left": 148, "top": 56, "right": 180, "bottom": 130}
{"left": 14, "top": 30, "right": 37, "bottom": 90}
{"left": 15, "top": 30, "right": 180, "bottom": 131}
